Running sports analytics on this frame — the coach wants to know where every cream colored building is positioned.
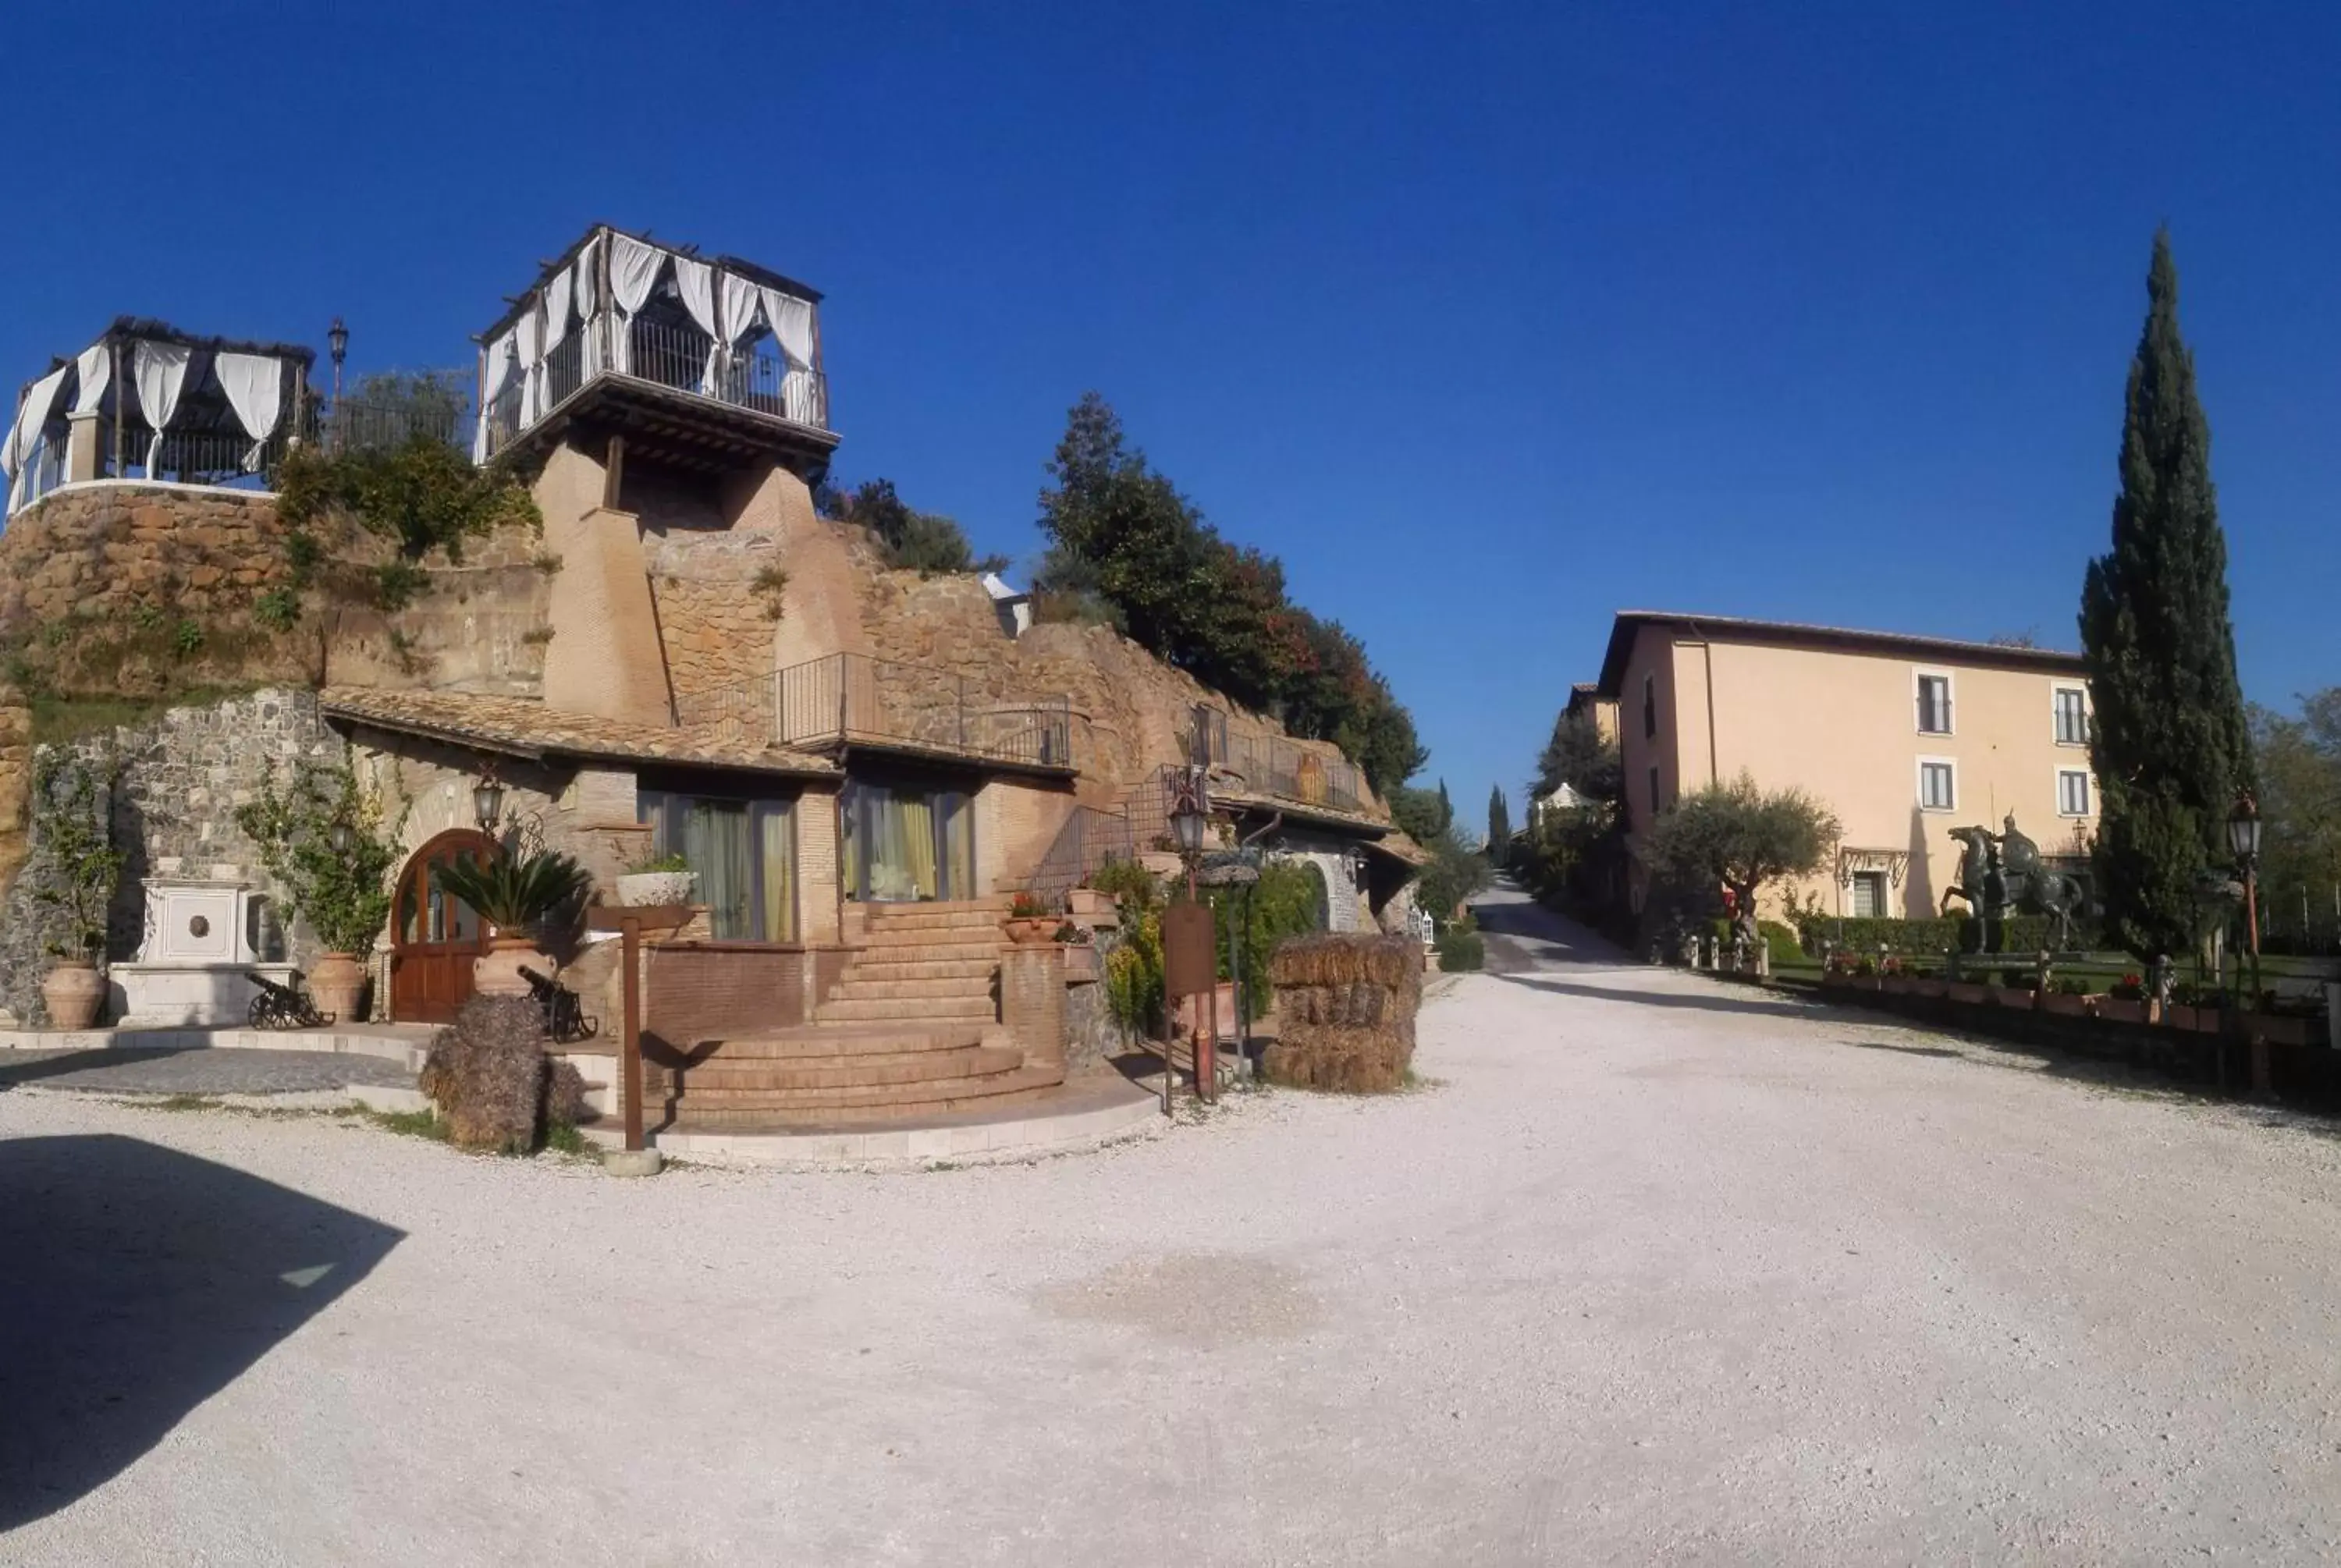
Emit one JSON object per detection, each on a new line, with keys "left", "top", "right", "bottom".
{"left": 1595, "top": 612, "right": 2098, "bottom": 922}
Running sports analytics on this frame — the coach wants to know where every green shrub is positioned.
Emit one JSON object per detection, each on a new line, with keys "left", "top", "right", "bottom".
{"left": 1437, "top": 924, "right": 1485, "bottom": 972}
{"left": 1998, "top": 966, "right": 2037, "bottom": 990}
{"left": 1759, "top": 920, "right": 1801, "bottom": 967}
{"left": 1085, "top": 857, "right": 1164, "bottom": 913}
{"left": 1794, "top": 914, "right": 1962, "bottom": 956}
{"left": 254, "top": 586, "right": 300, "bottom": 632}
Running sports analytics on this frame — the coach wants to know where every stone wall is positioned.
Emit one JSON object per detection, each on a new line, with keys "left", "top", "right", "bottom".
{"left": 645, "top": 530, "right": 783, "bottom": 701}
{"left": 0, "top": 688, "right": 343, "bottom": 1025}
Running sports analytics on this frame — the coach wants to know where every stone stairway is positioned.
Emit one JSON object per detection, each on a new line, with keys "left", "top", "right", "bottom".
{"left": 654, "top": 898, "right": 1067, "bottom": 1128}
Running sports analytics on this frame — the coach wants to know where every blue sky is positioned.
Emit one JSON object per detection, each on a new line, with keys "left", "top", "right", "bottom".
{"left": 3, "top": 2, "right": 2334, "bottom": 821}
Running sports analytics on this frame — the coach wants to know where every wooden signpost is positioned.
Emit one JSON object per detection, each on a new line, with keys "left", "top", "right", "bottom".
{"left": 1161, "top": 900, "right": 1218, "bottom": 1110}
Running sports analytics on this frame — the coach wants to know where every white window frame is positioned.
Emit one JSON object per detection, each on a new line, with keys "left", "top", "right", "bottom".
{"left": 1916, "top": 755, "right": 1958, "bottom": 813}
{"left": 1913, "top": 669, "right": 1956, "bottom": 736}
{"left": 2051, "top": 684, "right": 2089, "bottom": 748}
{"left": 2056, "top": 767, "right": 2092, "bottom": 818}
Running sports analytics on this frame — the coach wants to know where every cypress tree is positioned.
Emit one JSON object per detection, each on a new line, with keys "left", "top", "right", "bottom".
{"left": 2079, "top": 229, "right": 2254, "bottom": 963}
{"left": 1487, "top": 786, "right": 1512, "bottom": 863}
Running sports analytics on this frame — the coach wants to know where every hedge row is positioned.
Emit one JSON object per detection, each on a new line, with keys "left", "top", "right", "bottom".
{"left": 1792, "top": 913, "right": 2106, "bottom": 956}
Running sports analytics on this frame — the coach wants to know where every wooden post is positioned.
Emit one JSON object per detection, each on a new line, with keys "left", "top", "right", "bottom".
{"left": 603, "top": 433, "right": 626, "bottom": 510}
{"left": 621, "top": 913, "right": 645, "bottom": 1151}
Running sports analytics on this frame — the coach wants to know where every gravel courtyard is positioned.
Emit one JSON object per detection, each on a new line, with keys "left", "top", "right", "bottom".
{"left": 7, "top": 885, "right": 2341, "bottom": 1565}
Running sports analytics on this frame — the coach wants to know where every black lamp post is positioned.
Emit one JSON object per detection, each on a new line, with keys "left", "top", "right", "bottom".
{"left": 328, "top": 818, "right": 353, "bottom": 856}
{"left": 2229, "top": 790, "right": 2263, "bottom": 1000}
{"left": 474, "top": 768, "right": 506, "bottom": 836}
{"left": 327, "top": 317, "right": 348, "bottom": 404}
{"left": 1169, "top": 768, "right": 1209, "bottom": 875}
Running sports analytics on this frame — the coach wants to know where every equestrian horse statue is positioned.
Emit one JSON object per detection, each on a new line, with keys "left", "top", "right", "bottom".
{"left": 1941, "top": 814, "right": 2087, "bottom": 950}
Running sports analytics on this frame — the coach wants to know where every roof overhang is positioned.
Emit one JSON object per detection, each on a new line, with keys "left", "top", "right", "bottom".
{"left": 1594, "top": 610, "right": 2090, "bottom": 696}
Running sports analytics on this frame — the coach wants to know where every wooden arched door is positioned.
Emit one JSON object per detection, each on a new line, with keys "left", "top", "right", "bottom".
{"left": 389, "top": 829, "right": 496, "bottom": 1023}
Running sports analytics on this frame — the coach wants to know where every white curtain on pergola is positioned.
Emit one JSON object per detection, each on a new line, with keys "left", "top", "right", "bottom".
{"left": 133, "top": 340, "right": 194, "bottom": 476}
{"left": 672, "top": 254, "right": 719, "bottom": 393}
{"left": 606, "top": 232, "right": 664, "bottom": 375}
{"left": 215, "top": 353, "right": 284, "bottom": 470}
{"left": 2, "top": 363, "right": 69, "bottom": 512}
{"left": 763, "top": 288, "right": 816, "bottom": 424}
{"left": 475, "top": 332, "right": 514, "bottom": 462}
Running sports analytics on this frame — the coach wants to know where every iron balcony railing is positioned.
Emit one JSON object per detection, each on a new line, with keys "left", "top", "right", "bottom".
{"left": 1193, "top": 708, "right": 1365, "bottom": 814}
{"left": 478, "top": 314, "right": 829, "bottom": 460}
{"left": 677, "top": 652, "right": 1074, "bottom": 772}
{"left": 1022, "top": 804, "right": 1139, "bottom": 908}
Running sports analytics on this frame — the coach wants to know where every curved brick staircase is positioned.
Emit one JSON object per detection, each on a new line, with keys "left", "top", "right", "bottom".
{"left": 654, "top": 898, "right": 1067, "bottom": 1128}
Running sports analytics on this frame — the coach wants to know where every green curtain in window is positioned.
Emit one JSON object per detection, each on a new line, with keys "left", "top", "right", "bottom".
{"left": 758, "top": 802, "right": 797, "bottom": 942}
{"left": 899, "top": 793, "right": 938, "bottom": 899}
{"left": 686, "top": 800, "right": 755, "bottom": 939}
{"left": 941, "top": 793, "right": 973, "bottom": 901}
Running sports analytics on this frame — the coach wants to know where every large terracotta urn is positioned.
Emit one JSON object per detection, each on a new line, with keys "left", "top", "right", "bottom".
{"left": 307, "top": 952, "right": 368, "bottom": 1023}
{"left": 473, "top": 934, "right": 542, "bottom": 999}
{"left": 41, "top": 960, "right": 105, "bottom": 1030}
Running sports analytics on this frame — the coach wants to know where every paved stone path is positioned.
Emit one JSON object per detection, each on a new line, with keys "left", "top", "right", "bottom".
{"left": 7, "top": 885, "right": 2341, "bottom": 1563}
{"left": 0, "top": 1048, "right": 415, "bottom": 1097}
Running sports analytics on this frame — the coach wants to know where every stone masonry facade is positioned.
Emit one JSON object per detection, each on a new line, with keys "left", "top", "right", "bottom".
{"left": 0, "top": 687, "right": 343, "bottom": 1025}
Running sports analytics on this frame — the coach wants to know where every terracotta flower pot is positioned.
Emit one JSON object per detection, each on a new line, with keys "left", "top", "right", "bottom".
{"left": 41, "top": 959, "right": 105, "bottom": 1030}
{"left": 473, "top": 935, "right": 542, "bottom": 999}
{"left": 616, "top": 871, "right": 696, "bottom": 908}
{"left": 1004, "top": 917, "right": 1056, "bottom": 945}
{"left": 307, "top": 952, "right": 368, "bottom": 1024}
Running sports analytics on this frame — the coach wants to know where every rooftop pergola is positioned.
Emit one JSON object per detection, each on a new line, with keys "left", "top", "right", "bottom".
{"left": 473, "top": 224, "right": 838, "bottom": 482}
{"left": 2, "top": 318, "right": 314, "bottom": 515}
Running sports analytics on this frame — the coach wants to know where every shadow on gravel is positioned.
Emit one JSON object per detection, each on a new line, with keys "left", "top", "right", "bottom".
{"left": 0, "top": 1048, "right": 201, "bottom": 1092}
{"left": 0, "top": 1135, "right": 403, "bottom": 1531}
{"left": 1843, "top": 1038, "right": 1966, "bottom": 1059}
{"left": 1488, "top": 971, "right": 1821, "bottom": 1020}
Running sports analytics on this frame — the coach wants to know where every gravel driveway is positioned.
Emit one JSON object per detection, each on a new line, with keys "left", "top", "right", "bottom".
{"left": 6, "top": 884, "right": 2341, "bottom": 1565}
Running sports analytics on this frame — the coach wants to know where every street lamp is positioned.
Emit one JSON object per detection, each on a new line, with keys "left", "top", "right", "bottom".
{"left": 474, "top": 768, "right": 506, "bottom": 835}
{"left": 328, "top": 818, "right": 353, "bottom": 856}
{"left": 327, "top": 317, "right": 348, "bottom": 406}
{"left": 1169, "top": 770, "right": 1209, "bottom": 860}
{"left": 2229, "top": 789, "right": 2263, "bottom": 999}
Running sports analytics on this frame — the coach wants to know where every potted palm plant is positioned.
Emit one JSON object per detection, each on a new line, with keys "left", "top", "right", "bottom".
{"left": 433, "top": 847, "right": 594, "bottom": 997}
{"left": 28, "top": 755, "right": 123, "bottom": 1031}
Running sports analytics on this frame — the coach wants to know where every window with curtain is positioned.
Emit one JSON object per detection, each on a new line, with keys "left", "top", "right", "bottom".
{"left": 638, "top": 789, "right": 797, "bottom": 942}
{"left": 844, "top": 780, "right": 975, "bottom": 902}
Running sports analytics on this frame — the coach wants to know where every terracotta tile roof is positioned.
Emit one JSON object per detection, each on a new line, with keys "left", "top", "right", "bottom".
{"left": 318, "top": 686, "right": 840, "bottom": 779}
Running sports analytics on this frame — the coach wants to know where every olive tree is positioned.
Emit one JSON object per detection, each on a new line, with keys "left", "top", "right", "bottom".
{"left": 1640, "top": 772, "right": 1839, "bottom": 949}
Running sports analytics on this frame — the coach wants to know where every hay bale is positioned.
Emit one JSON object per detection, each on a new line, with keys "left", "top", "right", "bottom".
{"left": 542, "top": 1059, "right": 589, "bottom": 1131}
{"left": 1262, "top": 935, "right": 1423, "bottom": 1093}
{"left": 420, "top": 995, "right": 547, "bottom": 1152}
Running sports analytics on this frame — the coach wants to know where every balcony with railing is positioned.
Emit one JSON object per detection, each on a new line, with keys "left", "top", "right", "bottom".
{"left": 473, "top": 224, "right": 836, "bottom": 477}
{"left": 1193, "top": 706, "right": 1369, "bottom": 816}
{"left": 676, "top": 653, "right": 1075, "bottom": 774}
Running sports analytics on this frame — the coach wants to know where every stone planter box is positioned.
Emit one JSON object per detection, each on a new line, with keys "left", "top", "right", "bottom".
{"left": 1906, "top": 978, "right": 1948, "bottom": 999}
{"left": 1988, "top": 986, "right": 2037, "bottom": 1009}
{"left": 1062, "top": 945, "right": 1099, "bottom": 983}
{"left": 2038, "top": 992, "right": 2094, "bottom": 1018}
{"left": 1849, "top": 975, "right": 1882, "bottom": 993}
{"left": 2164, "top": 1004, "right": 2225, "bottom": 1034}
{"left": 2096, "top": 996, "right": 2148, "bottom": 1024}
{"left": 1945, "top": 981, "right": 1991, "bottom": 1006}
{"left": 617, "top": 871, "right": 696, "bottom": 908}
{"left": 1877, "top": 976, "right": 1914, "bottom": 996}
{"left": 1067, "top": 888, "right": 1117, "bottom": 918}
{"left": 1138, "top": 852, "right": 1185, "bottom": 879}
{"left": 2239, "top": 1011, "right": 2322, "bottom": 1047}
{"left": 1820, "top": 969, "right": 1850, "bottom": 988}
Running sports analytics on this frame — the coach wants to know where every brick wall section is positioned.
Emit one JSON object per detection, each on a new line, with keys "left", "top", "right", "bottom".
{"left": 643, "top": 944, "right": 806, "bottom": 1055}
{"left": 1000, "top": 944, "right": 1067, "bottom": 1073}
{"left": 975, "top": 778, "right": 1079, "bottom": 898}
{"left": 795, "top": 786, "right": 844, "bottom": 945}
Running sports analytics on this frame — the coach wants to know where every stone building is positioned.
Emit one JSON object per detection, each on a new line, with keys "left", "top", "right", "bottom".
{"left": 0, "top": 223, "right": 1419, "bottom": 1121}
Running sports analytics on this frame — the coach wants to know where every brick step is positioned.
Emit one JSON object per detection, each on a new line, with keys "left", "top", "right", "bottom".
{"left": 834, "top": 957, "right": 999, "bottom": 982}
{"left": 855, "top": 896, "right": 1011, "bottom": 917}
{"left": 817, "top": 995, "right": 998, "bottom": 1024}
{"left": 826, "top": 975, "right": 999, "bottom": 1002}
{"left": 661, "top": 1066, "right": 1068, "bottom": 1124}
{"left": 862, "top": 906, "right": 1013, "bottom": 931}
{"left": 853, "top": 929, "right": 1007, "bottom": 954}
{"left": 680, "top": 1045, "right": 1024, "bottom": 1093}
{"left": 659, "top": 1062, "right": 1060, "bottom": 1112}
{"left": 687, "top": 1025, "right": 985, "bottom": 1060}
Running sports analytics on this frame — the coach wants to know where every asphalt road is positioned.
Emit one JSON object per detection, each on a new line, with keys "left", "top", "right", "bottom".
{"left": 6, "top": 885, "right": 2341, "bottom": 1565}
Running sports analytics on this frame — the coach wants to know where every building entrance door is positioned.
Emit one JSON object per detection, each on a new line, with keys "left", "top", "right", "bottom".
{"left": 388, "top": 829, "right": 496, "bottom": 1022}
